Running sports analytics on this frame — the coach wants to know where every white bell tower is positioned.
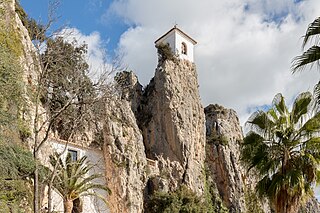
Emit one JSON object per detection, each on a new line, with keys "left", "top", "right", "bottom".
{"left": 155, "top": 25, "right": 197, "bottom": 62}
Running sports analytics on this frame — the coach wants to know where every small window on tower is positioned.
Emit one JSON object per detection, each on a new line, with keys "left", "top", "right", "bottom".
{"left": 68, "top": 149, "right": 78, "bottom": 161}
{"left": 181, "top": 42, "right": 187, "bottom": 55}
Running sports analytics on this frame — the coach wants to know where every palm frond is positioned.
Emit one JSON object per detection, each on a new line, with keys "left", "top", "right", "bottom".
{"left": 49, "top": 153, "right": 111, "bottom": 203}
{"left": 241, "top": 132, "right": 265, "bottom": 165}
{"left": 246, "top": 110, "right": 274, "bottom": 134}
{"left": 286, "top": 169, "right": 303, "bottom": 189}
{"left": 291, "top": 92, "right": 312, "bottom": 124}
{"left": 300, "top": 111, "right": 320, "bottom": 134}
{"left": 243, "top": 91, "right": 320, "bottom": 212}
{"left": 272, "top": 93, "right": 288, "bottom": 117}
{"left": 292, "top": 45, "right": 320, "bottom": 73}
{"left": 304, "top": 137, "right": 320, "bottom": 152}
{"left": 78, "top": 183, "right": 111, "bottom": 195}
{"left": 256, "top": 175, "right": 271, "bottom": 198}
{"left": 316, "top": 170, "right": 320, "bottom": 185}
{"left": 314, "top": 81, "right": 320, "bottom": 105}
{"left": 268, "top": 108, "right": 278, "bottom": 122}
{"left": 302, "top": 17, "right": 320, "bottom": 48}
{"left": 241, "top": 132, "right": 281, "bottom": 176}
{"left": 75, "top": 173, "right": 102, "bottom": 189}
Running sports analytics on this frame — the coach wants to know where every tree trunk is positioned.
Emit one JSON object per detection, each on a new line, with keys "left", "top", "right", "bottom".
{"left": 48, "top": 183, "right": 52, "bottom": 213}
{"left": 64, "top": 199, "right": 73, "bottom": 213}
{"left": 33, "top": 151, "right": 39, "bottom": 213}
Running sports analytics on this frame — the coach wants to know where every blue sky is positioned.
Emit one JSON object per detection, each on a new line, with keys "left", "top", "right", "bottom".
{"left": 20, "top": 0, "right": 320, "bottom": 127}
{"left": 20, "top": 0, "right": 127, "bottom": 52}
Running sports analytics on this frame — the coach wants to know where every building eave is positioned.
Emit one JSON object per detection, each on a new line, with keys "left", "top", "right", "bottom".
{"left": 50, "top": 137, "right": 103, "bottom": 153}
{"left": 154, "top": 26, "right": 197, "bottom": 45}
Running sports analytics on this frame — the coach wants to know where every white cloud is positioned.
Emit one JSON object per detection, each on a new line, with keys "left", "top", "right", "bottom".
{"left": 56, "top": 28, "right": 114, "bottom": 81}
{"left": 106, "top": 0, "right": 320, "bottom": 125}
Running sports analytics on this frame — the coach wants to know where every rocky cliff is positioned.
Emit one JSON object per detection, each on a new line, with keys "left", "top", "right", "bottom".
{"left": 139, "top": 60, "right": 206, "bottom": 194}
{"left": 205, "top": 104, "right": 245, "bottom": 212}
{"left": 0, "top": 0, "right": 40, "bottom": 144}
{"left": 103, "top": 98, "right": 147, "bottom": 213}
{"left": 105, "top": 59, "right": 206, "bottom": 212}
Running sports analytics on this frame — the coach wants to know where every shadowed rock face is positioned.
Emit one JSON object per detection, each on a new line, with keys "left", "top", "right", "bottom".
{"left": 205, "top": 104, "right": 246, "bottom": 212}
{"left": 138, "top": 60, "right": 206, "bottom": 195}
{"left": 103, "top": 99, "right": 147, "bottom": 213}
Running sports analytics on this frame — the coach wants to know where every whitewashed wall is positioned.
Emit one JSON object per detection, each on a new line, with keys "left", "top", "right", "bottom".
{"left": 155, "top": 29, "right": 195, "bottom": 62}
{"left": 175, "top": 32, "right": 194, "bottom": 62}
{"left": 157, "top": 31, "right": 176, "bottom": 55}
{"left": 46, "top": 139, "right": 109, "bottom": 213}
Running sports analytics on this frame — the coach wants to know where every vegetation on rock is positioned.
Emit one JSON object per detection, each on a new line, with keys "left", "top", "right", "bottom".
{"left": 145, "top": 185, "right": 210, "bottom": 213}
{"left": 0, "top": 2, "right": 27, "bottom": 144}
{"left": 0, "top": 142, "right": 35, "bottom": 212}
{"left": 244, "top": 187, "right": 265, "bottom": 213}
{"left": 156, "top": 43, "right": 176, "bottom": 62}
{"left": 15, "top": 0, "right": 46, "bottom": 41}
{"left": 204, "top": 172, "right": 229, "bottom": 213}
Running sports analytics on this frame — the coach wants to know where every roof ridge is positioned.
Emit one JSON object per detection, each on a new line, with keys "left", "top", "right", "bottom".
{"left": 155, "top": 26, "right": 197, "bottom": 45}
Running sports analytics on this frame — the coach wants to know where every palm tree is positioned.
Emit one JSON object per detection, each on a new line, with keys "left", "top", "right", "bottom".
{"left": 292, "top": 17, "right": 320, "bottom": 101}
{"left": 241, "top": 92, "right": 320, "bottom": 213}
{"left": 49, "top": 153, "right": 111, "bottom": 213}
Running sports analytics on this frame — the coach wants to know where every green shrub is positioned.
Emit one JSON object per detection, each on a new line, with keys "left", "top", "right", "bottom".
{"left": 0, "top": 179, "right": 33, "bottom": 213}
{"left": 156, "top": 43, "right": 176, "bottom": 62}
{"left": 203, "top": 167, "right": 228, "bottom": 213}
{"left": 0, "top": 142, "right": 35, "bottom": 179}
{"left": 207, "top": 133, "right": 229, "bottom": 146}
{"left": 244, "top": 188, "right": 264, "bottom": 213}
{"left": 0, "top": 142, "right": 35, "bottom": 212}
{"left": 145, "top": 185, "right": 210, "bottom": 213}
{"left": 0, "top": 10, "right": 26, "bottom": 143}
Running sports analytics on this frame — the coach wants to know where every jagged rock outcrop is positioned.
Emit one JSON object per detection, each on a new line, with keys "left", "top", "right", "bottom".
{"left": 205, "top": 104, "right": 246, "bottom": 212}
{"left": 109, "top": 59, "right": 206, "bottom": 211}
{"left": 114, "top": 71, "right": 143, "bottom": 116}
{"left": 139, "top": 59, "right": 206, "bottom": 194}
{"left": 103, "top": 98, "right": 147, "bottom": 213}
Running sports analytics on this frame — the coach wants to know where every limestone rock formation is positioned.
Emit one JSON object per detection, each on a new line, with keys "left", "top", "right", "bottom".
{"left": 139, "top": 59, "right": 206, "bottom": 195}
{"left": 103, "top": 98, "right": 147, "bottom": 213}
{"left": 205, "top": 104, "right": 246, "bottom": 212}
{"left": 114, "top": 71, "right": 143, "bottom": 116}
{"left": 1, "top": 0, "right": 40, "bottom": 140}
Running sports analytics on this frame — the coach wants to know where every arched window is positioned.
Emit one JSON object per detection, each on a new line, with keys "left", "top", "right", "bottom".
{"left": 181, "top": 42, "right": 187, "bottom": 55}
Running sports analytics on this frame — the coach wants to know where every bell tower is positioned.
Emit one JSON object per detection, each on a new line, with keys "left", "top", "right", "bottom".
{"left": 155, "top": 25, "right": 197, "bottom": 62}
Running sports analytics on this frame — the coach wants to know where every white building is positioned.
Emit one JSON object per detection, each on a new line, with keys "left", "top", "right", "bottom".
{"left": 155, "top": 25, "right": 197, "bottom": 62}
{"left": 44, "top": 138, "right": 109, "bottom": 213}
